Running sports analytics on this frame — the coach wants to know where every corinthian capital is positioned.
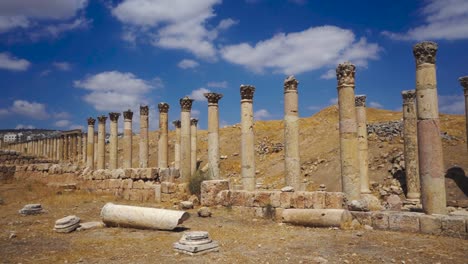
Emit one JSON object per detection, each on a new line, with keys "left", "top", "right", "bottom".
{"left": 87, "top": 117, "right": 96, "bottom": 126}
{"left": 284, "top": 75, "right": 299, "bottom": 92}
{"left": 204, "top": 93, "right": 223, "bottom": 104}
{"left": 401, "top": 90, "right": 416, "bottom": 103}
{"left": 109, "top": 112, "right": 120, "bottom": 122}
{"left": 355, "top": 95, "right": 366, "bottom": 107}
{"left": 140, "top": 105, "right": 149, "bottom": 116}
{"left": 172, "top": 120, "right": 181, "bottom": 128}
{"left": 158, "top": 102, "right": 170, "bottom": 113}
{"left": 413, "top": 41, "right": 438, "bottom": 65}
{"left": 240, "top": 85, "right": 255, "bottom": 100}
{"left": 459, "top": 76, "right": 468, "bottom": 95}
{"left": 336, "top": 62, "right": 356, "bottom": 87}
{"left": 123, "top": 109, "right": 133, "bottom": 120}
{"left": 190, "top": 118, "right": 198, "bottom": 126}
{"left": 180, "top": 96, "right": 194, "bottom": 112}
{"left": 97, "top": 115, "right": 107, "bottom": 124}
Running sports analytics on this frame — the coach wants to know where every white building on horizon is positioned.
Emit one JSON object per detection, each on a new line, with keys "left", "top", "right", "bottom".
{"left": 3, "top": 133, "right": 17, "bottom": 143}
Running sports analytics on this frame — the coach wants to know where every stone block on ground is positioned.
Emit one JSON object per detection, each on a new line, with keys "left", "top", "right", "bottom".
{"left": 77, "top": 221, "right": 105, "bottom": 231}
{"left": 198, "top": 207, "right": 212, "bottom": 217}
{"left": 19, "top": 204, "right": 44, "bottom": 215}
{"left": 161, "top": 182, "right": 176, "bottom": 194}
{"left": 325, "top": 192, "right": 345, "bottom": 209}
{"left": 371, "top": 212, "right": 390, "bottom": 230}
{"left": 54, "top": 215, "right": 81, "bottom": 233}
{"left": 201, "top": 180, "right": 229, "bottom": 206}
{"left": 173, "top": 231, "right": 219, "bottom": 255}
{"left": 388, "top": 212, "right": 420, "bottom": 233}
{"left": 419, "top": 214, "right": 442, "bottom": 235}
{"left": 351, "top": 211, "right": 372, "bottom": 226}
{"left": 441, "top": 216, "right": 466, "bottom": 238}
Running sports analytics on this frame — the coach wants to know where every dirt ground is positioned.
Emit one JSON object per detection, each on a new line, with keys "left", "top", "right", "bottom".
{"left": 1, "top": 181, "right": 467, "bottom": 264}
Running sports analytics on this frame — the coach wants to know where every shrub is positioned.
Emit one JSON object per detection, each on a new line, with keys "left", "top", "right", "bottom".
{"left": 188, "top": 169, "right": 211, "bottom": 198}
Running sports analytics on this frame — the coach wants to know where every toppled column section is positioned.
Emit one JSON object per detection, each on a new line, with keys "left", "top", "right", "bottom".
{"left": 282, "top": 209, "right": 352, "bottom": 228}
{"left": 413, "top": 41, "right": 446, "bottom": 215}
{"left": 401, "top": 90, "right": 420, "bottom": 201}
{"left": 100, "top": 203, "right": 190, "bottom": 230}
{"left": 355, "top": 95, "right": 370, "bottom": 194}
{"left": 240, "top": 85, "right": 256, "bottom": 191}
{"left": 284, "top": 76, "right": 301, "bottom": 190}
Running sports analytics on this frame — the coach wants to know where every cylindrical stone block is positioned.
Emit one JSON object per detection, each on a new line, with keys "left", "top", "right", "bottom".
{"left": 180, "top": 97, "right": 194, "bottom": 181}
{"left": 158, "top": 103, "right": 169, "bottom": 168}
{"left": 355, "top": 95, "right": 370, "bottom": 194}
{"left": 77, "top": 133, "right": 82, "bottom": 162}
{"left": 82, "top": 133, "right": 87, "bottom": 164}
{"left": 336, "top": 62, "right": 360, "bottom": 201}
{"left": 173, "top": 120, "right": 181, "bottom": 170}
{"left": 204, "top": 93, "right": 223, "bottom": 179}
{"left": 284, "top": 76, "right": 301, "bottom": 190}
{"left": 123, "top": 109, "right": 133, "bottom": 168}
{"left": 282, "top": 209, "right": 352, "bottom": 228}
{"left": 139, "top": 105, "right": 149, "bottom": 168}
{"left": 109, "top": 112, "right": 120, "bottom": 170}
{"left": 413, "top": 41, "right": 446, "bottom": 215}
{"left": 190, "top": 118, "right": 198, "bottom": 175}
{"left": 97, "top": 115, "right": 107, "bottom": 170}
{"left": 240, "top": 85, "right": 256, "bottom": 191}
{"left": 87, "top": 118, "right": 96, "bottom": 169}
{"left": 402, "top": 90, "right": 420, "bottom": 201}
{"left": 63, "top": 136, "right": 69, "bottom": 160}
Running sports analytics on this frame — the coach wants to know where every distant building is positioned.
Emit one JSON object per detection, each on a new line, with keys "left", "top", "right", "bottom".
{"left": 4, "top": 133, "right": 17, "bottom": 143}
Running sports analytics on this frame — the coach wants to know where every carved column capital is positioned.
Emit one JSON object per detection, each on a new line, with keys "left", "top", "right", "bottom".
{"left": 180, "top": 96, "right": 194, "bottom": 112}
{"left": 140, "top": 105, "right": 149, "bottom": 116}
{"left": 172, "top": 120, "right": 181, "bottom": 128}
{"left": 459, "top": 76, "right": 468, "bottom": 95}
{"left": 97, "top": 115, "right": 107, "bottom": 124}
{"left": 284, "top": 75, "right": 299, "bottom": 92}
{"left": 109, "top": 112, "right": 120, "bottom": 122}
{"left": 240, "top": 85, "right": 255, "bottom": 100}
{"left": 401, "top": 90, "right": 416, "bottom": 103}
{"left": 190, "top": 118, "right": 198, "bottom": 126}
{"left": 336, "top": 62, "right": 356, "bottom": 87}
{"left": 87, "top": 117, "right": 96, "bottom": 126}
{"left": 355, "top": 95, "right": 366, "bottom": 107}
{"left": 158, "top": 102, "right": 170, "bottom": 113}
{"left": 123, "top": 109, "right": 133, "bottom": 120}
{"left": 413, "top": 41, "right": 438, "bottom": 65}
{"left": 204, "top": 93, "right": 223, "bottom": 104}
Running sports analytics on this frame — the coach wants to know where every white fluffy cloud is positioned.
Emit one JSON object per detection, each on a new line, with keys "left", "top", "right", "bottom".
{"left": 254, "top": 109, "right": 271, "bottom": 120}
{"left": 382, "top": 0, "right": 468, "bottom": 41}
{"left": 54, "top": 119, "right": 71, "bottom": 127}
{"left": 190, "top": 88, "right": 211, "bottom": 101}
{"left": 11, "top": 100, "right": 49, "bottom": 119}
{"left": 178, "top": 59, "right": 199, "bottom": 69}
{"left": 0, "top": 0, "right": 89, "bottom": 37}
{"left": 207, "top": 81, "right": 228, "bottom": 88}
{"left": 112, "top": 0, "right": 235, "bottom": 60}
{"left": 0, "top": 52, "right": 31, "bottom": 71}
{"left": 74, "top": 71, "right": 155, "bottom": 112}
{"left": 221, "top": 26, "right": 380, "bottom": 75}
{"left": 439, "top": 94, "right": 464, "bottom": 114}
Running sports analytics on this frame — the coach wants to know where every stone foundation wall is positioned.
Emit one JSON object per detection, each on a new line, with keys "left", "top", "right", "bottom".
{"left": 0, "top": 150, "right": 54, "bottom": 165}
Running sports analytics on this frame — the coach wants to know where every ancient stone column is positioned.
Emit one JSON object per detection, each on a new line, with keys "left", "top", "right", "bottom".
{"left": 77, "top": 133, "right": 82, "bottom": 162}
{"left": 109, "top": 112, "right": 120, "bottom": 170}
{"left": 158, "top": 103, "right": 169, "bottom": 168}
{"left": 52, "top": 138, "right": 57, "bottom": 160}
{"left": 240, "top": 85, "right": 256, "bottom": 191}
{"left": 413, "top": 42, "right": 446, "bottom": 214}
{"left": 190, "top": 118, "right": 198, "bottom": 175}
{"left": 172, "top": 120, "right": 181, "bottom": 170}
{"left": 63, "top": 136, "right": 69, "bottom": 160}
{"left": 460, "top": 77, "right": 468, "bottom": 151}
{"left": 58, "top": 136, "right": 64, "bottom": 161}
{"left": 123, "top": 109, "right": 133, "bottom": 168}
{"left": 355, "top": 95, "right": 371, "bottom": 194}
{"left": 284, "top": 76, "right": 301, "bottom": 190}
{"left": 336, "top": 62, "right": 360, "bottom": 201}
{"left": 402, "top": 90, "right": 420, "bottom": 201}
{"left": 97, "top": 115, "right": 107, "bottom": 170}
{"left": 70, "top": 134, "right": 76, "bottom": 161}
{"left": 94, "top": 134, "right": 98, "bottom": 165}
{"left": 87, "top": 118, "right": 96, "bottom": 169}
{"left": 82, "top": 133, "right": 87, "bottom": 164}
{"left": 55, "top": 137, "right": 60, "bottom": 160}
{"left": 180, "top": 96, "right": 194, "bottom": 181}
{"left": 139, "top": 105, "right": 149, "bottom": 168}
{"left": 204, "top": 93, "right": 223, "bottom": 179}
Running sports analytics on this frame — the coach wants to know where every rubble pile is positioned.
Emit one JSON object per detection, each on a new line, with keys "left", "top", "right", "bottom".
{"left": 255, "top": 137, "right": 284, "bottom": 156}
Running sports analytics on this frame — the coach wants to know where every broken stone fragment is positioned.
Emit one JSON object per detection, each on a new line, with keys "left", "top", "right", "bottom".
{"left": 19, "top": 204, "right": 44, "bottom": 215}
{"left": 197, "top": 207, "right": 212, "bottom": 217}
{"left": 54, "top": 215, "right": 81, "bottom": 233}
{"left": 173, "top": 231, "right": 219, "bottom": 255}
{"left": 281, "top": 186, "right": 295, "bottom": 192}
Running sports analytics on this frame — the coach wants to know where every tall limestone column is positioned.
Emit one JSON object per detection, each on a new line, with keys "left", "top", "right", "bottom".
{"left": 94, "top": 134, "right": 98, "bottom": 166}
{"left": 63, "top": 136, "right": 69, "bottom": 160}
{"left": 87, "top": 118, "right": 96, "bottom": 169}
{"left": 240, "top": 85, "right": 256, "bottom": 191}
{"left": 172, "top": 120, "right": 181, "bottom": 169}
{"left": 97, "top": 115, "right": 107, "bottom": 170}
{"left": 402, "top": 90, "right": 420, "bottom": 201}
{"left": 336, "top": 62, "right": 360, "bottom": 201}
{"left": 190, "top": 118, "right": 198, "bottom": 175}
{"left": 139, "top": 105, "right": 149, "bottom": 168}
{"left": 413, "top": 41, "right": 446, "bottom": 214}
{"left": 355, "top": 95, "right": 371, "bottom": 194}
{"left": 58, "top": 136, "right": 64, "bottom": 161}
{"left": 82, "top": 133, "right": 87, "bottom": 164}
{"left": 53, "top": 138, "right": 57, "bottom": 160}
{"left": 123, "top": 109, "right": 133, "bottom": 168}
{"left": 284, "top": 76, "right": 301, "bottom": 190}
{"left": 158, "top": 103, "right": 169, "bottom": 168}
{"left": 204, "top": 93, "right": 223, "bottom": 179}
{"left": 179, "top": 96, "right": 194, "bottom": 181}
{"left": 459, "top": 77, "right": 468, "bottom": 150}
{"left": 77, "top": 133, "right": 82, "bottom": 162}
{"left": 109, "top": 112, "right": 120, "bottom": 170}
{"left": 70, "top": 134, "right": 76, "bottom": 161}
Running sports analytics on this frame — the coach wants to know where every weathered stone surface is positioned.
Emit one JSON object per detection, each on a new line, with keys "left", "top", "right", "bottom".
{"left": 371, "top": 212, "right": 390, "bottom": 230}
{"left": 19, "top": 204, "right": 44, "bottom": 215}
{"left": 281, "top": 186, "right": 295, "bottom": 192}
{"left": 282, "top": 209, "right": 352, "bottom": 228}
{"left": 76, "top": 221, "right": 105, "bottom": 231}
{"left": 441, "top": 216, "right": 466, "bottom": 238}
{"left": 54, "top": 215, "right": 81, "bottom": 233}
{"left": 180, "top": 201, "right": 194, "bottom": 210}
{"left": 198, "top": 207, "right": 212, "bottom": 217}
{"left": 388, "top": 212, "right": 420, "bottom": 233}
{"left": 173, "top": 231, "right": 219, "bottom": 255}
{"left": 351, "top": 211, "right": 372, "bottom": 226}
{"left": 325, "top": 192, "right": 345, "bottom": 209}
{"left": 386, "top": 194, "right": 402, "bottom": 211}
{"left": 419, "top": 214, "right": 442, "bottom": 235}
{"left": 201, "top": 180, "right": 229, "bottom": 206}
{"left": 161, "top": 182, "right": 176, "bottom": 194}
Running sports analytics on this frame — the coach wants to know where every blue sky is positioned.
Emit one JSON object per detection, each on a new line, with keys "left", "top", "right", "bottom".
{"left": 0, "top": 0, "right": 467, "bottom": 131}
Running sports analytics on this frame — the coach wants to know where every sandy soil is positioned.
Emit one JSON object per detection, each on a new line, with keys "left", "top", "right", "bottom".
{"left": 1, "top": 181, "right": 467, "bottom": 264}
